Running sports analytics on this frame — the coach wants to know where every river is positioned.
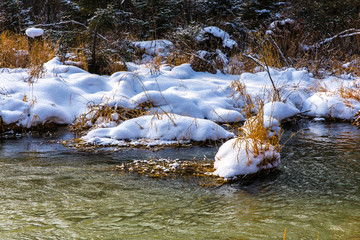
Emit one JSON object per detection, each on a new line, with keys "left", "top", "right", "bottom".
{"left": 0, "top": 121, "right": 359, "bottom": 239}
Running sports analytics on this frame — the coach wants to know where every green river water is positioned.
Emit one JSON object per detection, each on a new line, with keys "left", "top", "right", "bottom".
{"left": 0, "top": 122, "right": 359, "bottom": 239}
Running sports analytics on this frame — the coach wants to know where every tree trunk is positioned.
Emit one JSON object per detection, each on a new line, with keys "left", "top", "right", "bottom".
{"left": 89, "top": 27, "right": 98, "bottom": 73}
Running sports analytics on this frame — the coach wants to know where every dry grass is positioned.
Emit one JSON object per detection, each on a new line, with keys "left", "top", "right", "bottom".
{"left": 308, "top": 79, "right": 328, "bottom": 93}
{"left": 66, "top": 44, "right": 89, "bottom": 71}
{"left": 0, "top": 31, "right": 29, "bottom": 68}
{"left": 337, "top": 84, "right": 360, "bottom": 102}
{"left": 331, "top": 54, "right": 360, "bottom": 77}
{"left": 146, "top": 54, "right": 162, "bottom": 75}
{"left": 226, "top": 53, "right": 258, "bottom": 74}
{"left": 238, "top": 106, "right": 282, "bottom": 160}
{"left": 106, "top": 60, "right": 127, "bottom": 74}
{"left": 28, "top": 39, "right": 57, "bottom": 82}
{"left": 230, "top": 80, "right": 283, "bottom": 167}
{"left": 166, "top": 51, "right": 191, "bottom": 67}
{"left": 0, "top": 31, "right": 57, "bottom": 82}
{"left": 70, "top": 101, "right": 153, "bottom": 132}
{"left": 230, "top": 80, "right": 255, "bottom": 116}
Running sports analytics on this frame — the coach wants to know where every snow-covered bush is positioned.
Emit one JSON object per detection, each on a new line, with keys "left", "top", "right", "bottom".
{"left": 196, "top": 26, "right": 238, "bottom": 56}
{"left": 190, "top": 50, "right": 227, "bottom": 74}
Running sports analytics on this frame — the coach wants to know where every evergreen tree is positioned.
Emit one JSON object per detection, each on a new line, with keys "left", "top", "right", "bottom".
{"left": 131, "top": 0, "right": 181, "bottom": 39}
{"left": 0, "top": 0, "right": 30, "bottom": 32}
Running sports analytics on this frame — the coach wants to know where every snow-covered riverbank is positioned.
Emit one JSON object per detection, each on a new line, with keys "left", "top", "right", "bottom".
{"left": 1, "top": 57, "right": 360, "bottom": 178}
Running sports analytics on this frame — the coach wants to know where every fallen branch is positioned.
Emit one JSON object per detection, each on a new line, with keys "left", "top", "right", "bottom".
{"left": 243, "top": 54, "right": 280, "bottom": 101}
{"left": 308, "top": 28, "right": 360, "bottom": 50}
{"left": 32, "top": 20, "right": 109, "bottom": 42}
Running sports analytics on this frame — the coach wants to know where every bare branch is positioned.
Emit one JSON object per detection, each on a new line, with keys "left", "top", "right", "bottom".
{"left": 308, "top": 28, "right": 360, "bottom": 50}
{"left": 32, "top": 20, "right": 109, "bottom": 42}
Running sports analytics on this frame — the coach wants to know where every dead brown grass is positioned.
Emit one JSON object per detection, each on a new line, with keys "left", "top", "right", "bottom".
{"left": 0, "top": 31, "right": 57, "bottom": 82}
{"left": 226, "top": 53, "right": 258, "bottom": 74}
{"left": 146, "top": 54, "right": 162, "bottom": 75}
{"left": 70, "top": 101, "right": 153, "bottom": 132}
{"left": 167, "top": 51, "right": 191, "bottom": 67}
{"left": 28, "top": 39, "right": 57, "bottom": 82}
{"left": 239, "top": 106, "right": 282, "bottom": 159}
{"left": 0, "top": 31, "right": 29, "bottom": 68}
{"left": 67, "top": 44, "right": 89, "bottom": 71}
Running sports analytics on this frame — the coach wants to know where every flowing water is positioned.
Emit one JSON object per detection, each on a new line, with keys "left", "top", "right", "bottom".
{"left": 0, "top": 122, "right": 359, "bottom": 239}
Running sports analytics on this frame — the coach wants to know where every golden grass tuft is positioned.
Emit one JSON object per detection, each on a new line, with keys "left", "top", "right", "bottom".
{"left": 28, "top": 39, "right": 57, "bottom": 82}
{"left": 106, "top": 60, "right": 127, "bottom": 74}
{"left": 238, "top": 105, "right": 282, "bottom": 161}
{"left": 0, "top": 31, "right": 29, "bottom": 68}
{"left": 167, "top": 51, "right": 191, "bottom": 67}
{"left": 0, "top": 31, "right": 57, "bottom": 82}
{"left": 70, "top": 102, "right": 153, "bottom": 132}
{"left": 227, "top": 53, "right": 259, "bottom": 74}
{"left": 230, "top": 79, "right": 283, "bottom": 169}
{"left": 337, "top": 84, "right": 360, "bottom": 102}
{"left": 146, "top": 54, "right": 162, "bottom": 75}
{"left": 67, "top": 44, "right": 89, "bottom": 71}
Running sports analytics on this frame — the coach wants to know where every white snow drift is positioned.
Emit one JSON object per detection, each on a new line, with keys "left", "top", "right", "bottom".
{"left": 82, "top": 113, "right": 235, "bottom": 146}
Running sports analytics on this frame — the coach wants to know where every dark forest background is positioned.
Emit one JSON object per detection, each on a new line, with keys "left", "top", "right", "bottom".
{"left": 1, "top": 0, "right": 360, "bottom": 74}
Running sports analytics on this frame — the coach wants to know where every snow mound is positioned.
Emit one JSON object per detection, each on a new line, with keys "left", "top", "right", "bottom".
{"left": 25, "top": 28, "right": 44, "bottom": 38}
{"left": 82, "top": 114, "right": 235, "bottom": 145}
{"left": 132, "top": 40, "right": 174, "bottom": 58}
{"left": 213, "top": 138, "right": 280, "bottom": 178}
{"left": 264, "top": 101, "right": 300, "bottom": 121}
{"left": 302, "top": 92, "right": 360, "bottom": 120}
{"left": 198, "top": 26, "right": 238, "bottom": 49}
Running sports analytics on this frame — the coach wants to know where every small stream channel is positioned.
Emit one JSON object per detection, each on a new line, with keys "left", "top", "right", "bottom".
{"left": 0, "top": 121, "right": 359, "bottom": 239}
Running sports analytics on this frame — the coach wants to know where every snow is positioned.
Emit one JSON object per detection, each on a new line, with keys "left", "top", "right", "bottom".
{"left": 132, "top": 40, "right": 174, "bottom": 59}
{"left": 213, "top": 138, "right": 280, "bottom": 178}
{"left": 264, "top": 101, "right": 300, "bottom": 121}
{"left": 1, "top": 57, "right": 359, "bottom": 132}
{"left": 301, "top": 92, "right": 360, "bottom": 119}
{"left": 25, "top": 27, "right": 44, "bottom": 38}
{"left": 82, "top": 113, "right": 235, "bottom": 145}
{"left": 269, "top": 19, "right": 294, "bottom": 30}
{"left": 2, "top": 52, "right": 360, "bottom": 177}
{"left": 197, "top": 26, "right": 238, "bottom": 49}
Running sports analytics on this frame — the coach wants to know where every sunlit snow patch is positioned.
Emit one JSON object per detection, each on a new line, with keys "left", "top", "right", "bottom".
{"left": 82, "top": 113, "right": 235, "bottom": 146}
{"left": 302, "top": 92, "right": 360, "bottom": 120}
{"left": 213, "top": 138, "right": 280, "bottom": 179}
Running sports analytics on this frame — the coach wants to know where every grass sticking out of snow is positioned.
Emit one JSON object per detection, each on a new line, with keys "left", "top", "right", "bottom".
{"left": 238, "top": 105, "right": 282, "bottom": 169}
{"left": 353, "top": 111, "right": 360, "bottom": 128}
{"left": 28, "top": 39, "right": 57, "bottom": 82}
{"left": 166, "top": 51, "right": 191, "bottom": 68}
{"left": 70, "top": 102, "right": 153, "bottom": 133}
{"left": 66, "top": 43, "right": 89, "bottom": 71}
{"left": 145, "top": 54, "right": 162, "bottom": 75}
{"left": 0, "top": 31, "right": 57, "bottom": 82}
